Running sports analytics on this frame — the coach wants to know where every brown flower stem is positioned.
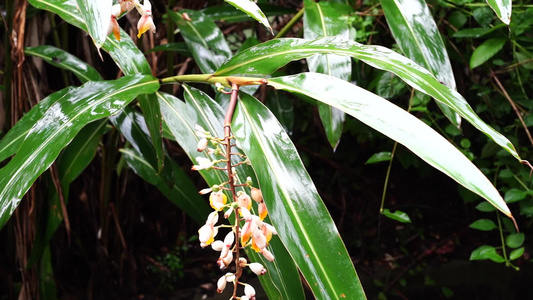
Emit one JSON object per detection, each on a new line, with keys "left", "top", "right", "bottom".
{"left": 223, "top": 83, "right": 242, "bottom": 298}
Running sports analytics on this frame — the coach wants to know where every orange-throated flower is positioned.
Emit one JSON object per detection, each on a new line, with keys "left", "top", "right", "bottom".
{"left": 136, "top": 0, "right": 156, "bottom": 38}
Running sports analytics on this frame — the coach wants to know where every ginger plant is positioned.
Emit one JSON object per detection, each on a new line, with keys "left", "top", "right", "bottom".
{"left": 193, "top": 84, "right": 276, "bottom": 299}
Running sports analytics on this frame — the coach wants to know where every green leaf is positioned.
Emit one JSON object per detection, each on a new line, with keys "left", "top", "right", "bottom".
{"left": 268, "top": 73, "right": 512, "bottom": 217}
{"left": 75, "top": 0, "right": 112, "bottom": 48}
{"left": 504, "top": 188, "right": 528, "bottom": 203}
{"left": 469, "top": 219, "right": 497, "bottom": 231}
{"left": 158, "top": 90, "right": 305, "bottom": 300}
{"left": 509, "top": 247, "right": 524, "bottom": 260}
{"left": 0, "top": 87, "right": 74, "bottom": 163}
{"left": 146, "top": 42, "right": 192, "bottom": 56}
{"left": 233, "top": 93, "right": 365, "bottom": 299}
{"left": 304, "top": 0, "right": 352, "bottom": 149}
{"left": 202, "top": 4, "right": 295, "bottom": 23}
{"left": 470, "top": 37, "right": 507, "bottom": 69}
{"left": 25, "top": 46, "right": 103, "bottom": 82}
{"left": 216, "top": 37, "right": 521, "bottom": 162}
{"left": 265, "top": 90, "right": 294, "bottom": 135}
{"left": 224, "top": 0, "right": 272, "bottom": 34}
{"left": 470, "top": 245, "right": 505, "bottom": 262}
{"left": 505, "top": 233, "right": 525, "bottom": 248}
{"left": 137, "top": 94, "right": 164, "bottom": 172}
{"left": 382, "top": 209, "right": 411, "bottom": 223}
{"left": 486, "top": 0, "right": 512, "bottom": 25}
{"left": 475, "top": 201, "right": 497, "bottom": 212}
{"left": 381, "top": 0, "right": 460, "bottom": 127}
{"left": 365, "top": 152, "right": 392, "bottom": 164}
{"left": 168, "top": 9, "right": 232, "bottom": 74}
{"left": 453, "top": 27, "right": 502, "bottom": 38}
{"left": 0, "top": 74, "right": 159, "bottom": 230}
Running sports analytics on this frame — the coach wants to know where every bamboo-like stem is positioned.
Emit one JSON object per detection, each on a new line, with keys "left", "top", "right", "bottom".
{"left": 275, "top": 8, "right": 304, "bottom": 39}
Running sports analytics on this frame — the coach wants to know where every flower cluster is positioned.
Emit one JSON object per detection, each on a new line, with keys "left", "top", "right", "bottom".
{"left": 193, "top": 124, "right": 277, "bottom": 298}
{"left": 108, "top": 0, "right": 156, "bottom": 41}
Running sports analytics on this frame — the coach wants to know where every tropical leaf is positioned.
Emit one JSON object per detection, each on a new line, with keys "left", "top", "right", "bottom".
{"left": 233, "top": 93, "right": 366, "bottom": 299}
{"left": 202, "top": 4, "right": 295, "bottom": 23}
{"left": 470, "top": 37, "right": 507, "bottom": 69}
{"left": 215, "top": 37, "right": 521, "bottom": 162}
{"left": 25, "top": 46, "right": 103, "bottom": 82}
{"left": 158, "top": 89, "right": 305, "bottom": 299}
{"left": 0, "top": 74, "right": 159, "bottom": 230}
{"left": 380, "top": 0, "right": 460, "bottom": 127}
{"left": 303, "top": 0, "right": 352, "bottom": 149}
{"left": 486, "top": 0, "right": 512, "bottom": 25}
{"left": 268, "top": 72, "right": 512, "bottom": 217}
{"left": 75, "top": 0, "right": 112, "bottom": 48}
{"left": 168, "top": 9, "right": 232, "bottom": 74}
{"left": 224, "top": 0, "right": 272, "bottom": 34}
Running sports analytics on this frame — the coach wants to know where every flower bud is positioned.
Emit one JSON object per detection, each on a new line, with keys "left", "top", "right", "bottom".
{"left": 261, "top": 248, "right": 275, "bottom": 261}
{"left": 216, "top": 275, "right": 227, "bottom": 293}
{"left": 251, "top": 187, "right": 263, "bottom": 203}
{"left": 244, "top": 284, "right": 256, "bottom": 298}
{"left": 248, "top": 262, "right": 267, "bottom": 276}
{"left": 225, "top": 272, "right": 235, "bottom": 283}
{"left": 197, "top": 138, "right": 208, "bottom": 152}
{"left": 224, "top": 207, "right": 234, "bottom": 219}
{"left": 238, "top": 257, "right": 247, "bottom": 267}
{"left": 258, "top": 201, "right": 268, "bottom": 220}
{"left": 209, "top": 191, "right": 227, "bottom": 211}
{"left": 211, "top": 240, "right": 224, "bottom": 251}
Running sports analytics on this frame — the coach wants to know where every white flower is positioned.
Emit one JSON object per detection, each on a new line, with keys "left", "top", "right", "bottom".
{"left": 191, "top": 157, "right": 213, "bottom": 170}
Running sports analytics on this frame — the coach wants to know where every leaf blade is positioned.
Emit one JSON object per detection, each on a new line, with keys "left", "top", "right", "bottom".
{"left": 224, "top": 0, "right": 272, "bottom": 34}
{"left": 268, "top": 72, "right": 512, "bottom": 217}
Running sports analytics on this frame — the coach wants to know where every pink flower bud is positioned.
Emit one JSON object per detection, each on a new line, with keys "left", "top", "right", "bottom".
{"left": 244, "top": 284, "right": 256, "bottom": 298}
{"left": 224, "top": 207, "right": 234, "bottom": 219}
{"left": 261, "top": 248, "right": 275, "bottom": 262}
{"left": 197, "top": 138, "right": 208, "bottom": 152}
{"left": 258, "top": 201, "right": 268, "bottom": 220}
{"left": 237, "top": 191, "right": 252, "bottom": 211}
{"left": 211, "top": 240, "right": 223, "bottom": 251}
{"left": 248, "top": 262, "right": 267, "bottom": 276}
{"left": 216, "top": 275, "right": 227, "bottom": 293}
{"left": 238, "top": 257, "right": 247, "bottom": 267}
{"left": 251, "top": 187, "right": 263, "bottom": 203}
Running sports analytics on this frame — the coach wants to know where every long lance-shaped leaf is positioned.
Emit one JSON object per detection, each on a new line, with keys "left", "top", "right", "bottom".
{"left": 168, "top": 9, "right": 232, "bottom": 74}
{"left": 27, "top": 0, "right": 164, "bottom": 172}
{"left": 158, "top": 90, "right": 305, "bottom": 299}
{"left": 304, "top": 0, "right": 351, "bottom": 149}
{"left": 202, "top": 4, "right": 295, "bottom": 23}
{"left": 0, "top": 87, "right": 74, "bottom": 163}
{"left": 380, "top": 0, "right": 461, "bottom": 128}
{"left": 268, "top": 72, "right": 512, "bottom": 217}
{"left": 224, "top": 0, "right": 272, "bottom": 34}
{"left": 25, "top": 46, "right": 103, "bottom": 82}
{"left": 0, "top": 74, "right": 159, "bottom": 230}
{"left": 75, "top": 0, "right": 112, "bottom": 48}
{"left": 487, "top": 0, "right": 511, "bottom": 25}
{"left": 215, "top": 37, "right": 522, "bottom": 162}
{"left": 233, "top": 93, "right": 367, "bottom": 300}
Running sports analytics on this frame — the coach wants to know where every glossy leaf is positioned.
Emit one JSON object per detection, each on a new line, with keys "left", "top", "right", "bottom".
{"left": 224, "top": 0, "right": 272, "bottom": 34}
{"left": 25, "top": 46, "right": 103, "bottom": 82}
{"left": 216, "top": 37, "right": 521, "bottom": 162}
{"left": 382, "top": 209, "right": 411, "bottom": 223}
{"left": 470, "top": 37, "right": 507, "bottom": 69}
{"left": 0, "top": 87, "right": 74, "bottom": 163}
{"left": 475, "top": 201, "right": 497, "bottom": 212}
{"left": 146, "top": 42, "right": 192, "bottom": 56}
{"left": 268, "top": 73, "right": 512, "bottom": 217}
{"left": 304, "top": 0, "right": 351, "bottom": 149}
{"left": 470, "top": 245, "right": 505, "bottom": 262}
{"left": 137, "top": 94, "right": 164, "bottom": 172}
{"left": 505, "top": 233, "right": 525, "bottom": 248}
{"left": 202, "top": 4, "right": 295, "bottom": 23}
{"left": 168, "top": 9, "right": 232, "bottom": 74}
{"left": 0, "top": 74, "right": 159, "bottom": 230}
{"left": 504, "top": 188, "right": 528, "bottom": 203}
{"left": 509, "top": 247, "right": 524, "bottom": 260}
{"left": 233, "top": 93, "right": 366, "bottom": 299}
{"left": 381, "top": 0, "right": 460, "bottom": 127}
{"left": 486, "top": 0, "right": 511, "bottom": 25}
{"left": 76, "top": 0, "right": 112, "bottom": 48}
{"left": 469, "top": 219, "right": 497, "bottom": 231}
{"left": 366, "top": 152, "right": 392, "bottom": 164}
{"left": 158, "top": 90, "right": 305, "bottom": 299}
